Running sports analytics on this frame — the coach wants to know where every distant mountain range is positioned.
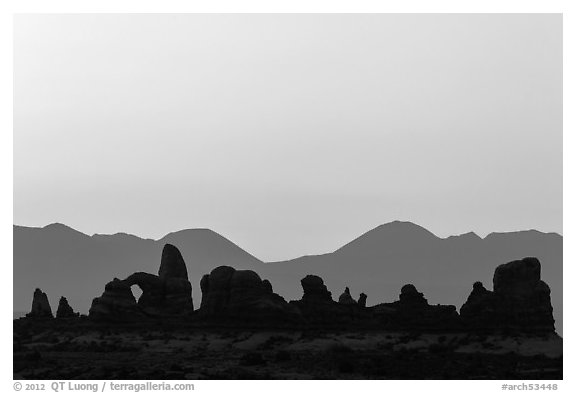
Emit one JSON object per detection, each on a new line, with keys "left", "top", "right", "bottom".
{"left": 13, "top": 221, "right": 562, "bottom": 334}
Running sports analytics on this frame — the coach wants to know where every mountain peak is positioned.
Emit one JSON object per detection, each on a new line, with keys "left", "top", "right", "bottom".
{"left": 335, "top": 220, "right": 440, "bottom": 255}
{"left": 158, "top": 228, "right": 263, "bottom": 266}
{"left": 373, "top": 220, "right": 439, "bottom": 238}
{"left": 159, "top": 227, "right": 221, "bottom": 241}
{"left": 43, "top": 222, "right": 72, "bottom": 230}
{"left": 42, "top": 222, "right": 88, "bottom": 238}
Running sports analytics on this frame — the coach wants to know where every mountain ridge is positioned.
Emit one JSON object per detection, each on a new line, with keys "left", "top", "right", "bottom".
{"left": 13, "top": 220, "right": 562, "bottom": 334}
{"left": 13, "top": 221, "right": 563, "bottom": 260}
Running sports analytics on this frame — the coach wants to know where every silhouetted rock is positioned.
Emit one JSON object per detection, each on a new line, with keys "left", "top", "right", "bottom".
{"left": 228, "top": 270, "right": 270, "bottom": 310}
{"left": 26, "top": 288, "right": 53, "bottom": 318}
{"left": 199, "top": 274, "right": 210, "bottom": 307}
{"left": 199, "top": 266, "right": 301, "bottom": 323}
{"left": 338, "top": 287, "right": 357, "bottom": 305}
{"left": 158, "top": 244, "right": 188, "bottom": 280}
{"left": 494, "top": 257, "right": 540, "bottom": 294}
{"left": 460, "top": 257, "right": 555, "bottom": 332}
{"left": 400, "top": 284, "right": 427, "bottom": 306}
{"left": 83, "top": 241, "right": 555, "bottom": 333}
{"left": 89, "top": 279, "right": 143, "bottom": 320}
{"left": 466, "top": 281, "right": 493, "bottom": 305}
{"left": 358, "top": 293, "right": 367, "bottom": 308}
{"left": 123, "top": 272, "right": 164, "bottom": 312}
{"left": 199, "top": 266, "right": 235, "bottom": 314}
{"left": 162, "top": 276, "right": 193, "bottom": 314}
{"left": 89, "top": 244, "right": 193, "bottom": 319}
{"left": 300, "top": 275, "right": 332, "bottom": 303}
{"left": 56, "top": 296, "right": 79, "bottom": 318}
{"left": 375, "top": 284, "right": 459, "bottom": 330}
{"left": 291, "top": 275, "right": 372, "bottom": 324}
{"left": 459, "top": 282, "right": 497, "bottom": 328}
{"left": 262, "top": 279, "right": 273, "bottom": 294}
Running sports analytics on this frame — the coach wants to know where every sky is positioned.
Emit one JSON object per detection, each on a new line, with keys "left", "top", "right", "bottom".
{"left": 13, "top": 14, "right": 562, "bottom": 261}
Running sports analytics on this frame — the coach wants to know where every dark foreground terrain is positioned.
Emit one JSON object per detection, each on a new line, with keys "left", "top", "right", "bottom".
{"left": 14, "top": 318, "right": 562, "bottom": 380}
{"left": 16, "top": 245, "right": 562, "bottom": 380}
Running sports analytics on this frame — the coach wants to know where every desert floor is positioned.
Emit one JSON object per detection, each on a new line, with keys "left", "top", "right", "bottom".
{"left": 14, "top": 319, "right": 562, "bottom": 380}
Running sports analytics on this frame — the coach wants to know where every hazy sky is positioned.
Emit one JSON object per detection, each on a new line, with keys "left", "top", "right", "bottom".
{"left": 14, "top": 14, "right": 562, "bottom": 261}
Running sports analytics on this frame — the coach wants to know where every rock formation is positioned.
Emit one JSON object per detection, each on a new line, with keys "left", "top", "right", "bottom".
{"left": 89, "top": 244, "right": 193, "bottom": 319}
{"left": 358, "top": 293, "right": 367, "bottom": 308}
{"left": 338, "top": 287, "right": 357, "bottom": 305}
{"left": 398, "top": 284, "right": 428, "bottom": 307}
{"left": 459, "top": 282, "right": 497, "bottom": 327}
{"left": 84, "top": 245, "right": 556, "bottom": 332}
{"left": 199, "top": 266, "right": 235, "bottom": 313}
{"left": 199, "top": 266, "right": 301, "bottom": 323}
{"left": 159, "top": 244, "right": 188, "bottom": 280}
{"left": 56, "top": 296, "right": 79, "bottom": 318}
{"left": 262, "top": 279, "right": 273, "bottom": 293}
{"left": 26, "top": 288, "right": 53, "bottom": 318}
{"left": 291, "top": 275, "right": 372, "bottom": 324}
{"left": 460, "top": 257, "right": 555, "bottom": 332}
{"left": 300, "top": 275, "right": 333, "bottom": 303}
{"left": 123, "top": 272, "right": 165, "bottom": 313}
{"left": 89, "top": 278, "right": 143, "bottom": 320}
{"left": 371, "top": 284, "right": 459, "bottom": 330}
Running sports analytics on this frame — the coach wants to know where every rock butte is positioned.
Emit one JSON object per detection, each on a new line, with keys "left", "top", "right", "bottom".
{"left": 89, "top": 244, "right": 193, "bottom": 320}
{"left": 26, "top": 288, "right": 53, "bottom": 319}
{"left": 460, "top": 257, "right": 555, "bottom": 332}
{"left": 56, "top": 296, "right": 79, "bottom": 319}
{"left": 338, "top": 287, "right": 357, "bottom": 305}
{"left": 199, "top": 265, "right": 301, "bottom": 322}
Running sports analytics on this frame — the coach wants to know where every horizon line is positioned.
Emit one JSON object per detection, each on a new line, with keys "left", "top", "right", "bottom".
{"left": 13, "top": 220, "right": 563, "bottom": 262}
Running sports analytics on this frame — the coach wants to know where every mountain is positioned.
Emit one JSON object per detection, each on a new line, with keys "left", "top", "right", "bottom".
{"left": 13, "top": 223, "right": 262, "bottom": 318}
{"left": 259, "top": 221, "right": 562, "bottom": 334}
{"left": 13, "top": 221, "right": 562, "bottom": 334}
